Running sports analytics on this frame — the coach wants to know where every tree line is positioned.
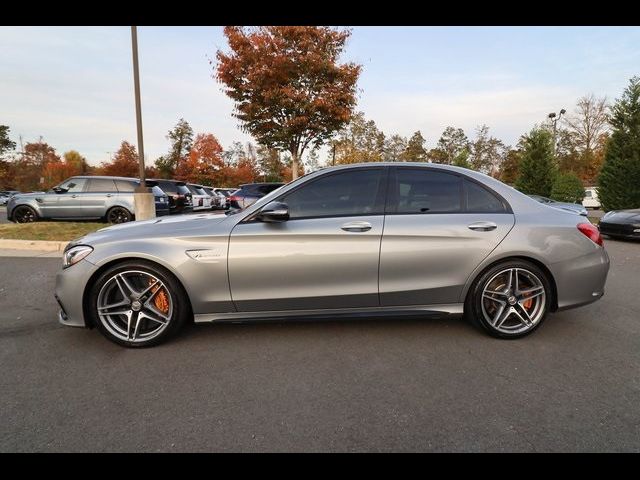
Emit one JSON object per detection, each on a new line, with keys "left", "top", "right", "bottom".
{"left": 2, "top": 26, "right": 639, "bottom": 211}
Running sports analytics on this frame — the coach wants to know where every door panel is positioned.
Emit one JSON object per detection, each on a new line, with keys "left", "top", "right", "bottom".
{"left": 51, "top": 178, "right": 87, "bottom": 217}
{"left": 380, "top": 213, "right": 515, "bottom": 306}
{"left": 228, "top": 216, "right": 384, "bottom": 311}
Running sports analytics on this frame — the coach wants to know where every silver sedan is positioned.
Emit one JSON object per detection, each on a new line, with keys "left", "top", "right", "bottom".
{"left": 55, "top": 163, "right": 610, "bottom": 347}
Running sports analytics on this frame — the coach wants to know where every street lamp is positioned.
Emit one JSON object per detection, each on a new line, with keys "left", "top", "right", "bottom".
{"left": 548, "top": 108, "right": 566, "bottom": 157}
{"left": 130, "top": 25, "right": 155, "bottom": 221}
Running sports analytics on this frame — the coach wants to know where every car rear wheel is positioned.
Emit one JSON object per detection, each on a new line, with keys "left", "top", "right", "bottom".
{"left": 88, "top": 260, "right": 190, "bottom": 347}
{"left": 466, "top": 260, "right": 552, "bottom": 339}
{"left": 107, "top": 206, "right": 132, "bottom": 224}
{"left": 13, "top": 205, "right": 38, "bottom": 223}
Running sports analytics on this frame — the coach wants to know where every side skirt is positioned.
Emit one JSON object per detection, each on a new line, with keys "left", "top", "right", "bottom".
{"left": 194, "top": 303, "right": 464, "bottom": 324}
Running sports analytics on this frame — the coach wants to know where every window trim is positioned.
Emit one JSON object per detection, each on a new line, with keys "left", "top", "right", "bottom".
{"left": 242, "top": 167, "right": 389, "bottom": 223}
{"left": 386, "top": 166, "right": 512, "bottom": 215}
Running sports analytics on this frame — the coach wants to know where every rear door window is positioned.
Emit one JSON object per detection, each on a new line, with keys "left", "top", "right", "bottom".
{"left": 87, "top": 178, "right": 118, "bottom": 192}
{"left": 115, "top": 180, "right": 137, "bottom": 192}
{"left": 391, "top": 169, "right": 462, "bottom": 214}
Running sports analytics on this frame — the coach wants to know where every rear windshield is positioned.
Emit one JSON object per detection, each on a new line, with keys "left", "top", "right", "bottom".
{"left": 177, "top": 185, "right": 191, "bottom": 196}
{"left": 157, "top": 181, "right": 178, "bottom": 194}
{"left": 151, "top": 185, "right": 165, "bottom": 197}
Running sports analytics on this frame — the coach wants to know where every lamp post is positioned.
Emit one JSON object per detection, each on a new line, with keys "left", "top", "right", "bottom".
{"left": 548, "top": 108, "right": 566, "bottom": 157}
{"left": 130, "top": 26, "right": 155, "bottom": 220}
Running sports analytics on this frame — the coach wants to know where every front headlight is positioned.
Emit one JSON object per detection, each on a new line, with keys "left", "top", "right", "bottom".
{"left": 63, "top": 245, "right": 93, "bottom": 268}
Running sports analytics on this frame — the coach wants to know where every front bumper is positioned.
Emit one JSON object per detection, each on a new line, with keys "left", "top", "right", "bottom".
{"left": 55, "top": 258, "right": 98, "bottom": 328}
{"left": 599, "top": 221, "right": 640, "bottom": 239}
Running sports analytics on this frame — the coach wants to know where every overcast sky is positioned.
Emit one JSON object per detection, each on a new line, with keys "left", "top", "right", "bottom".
{"left": 1, "top": 26, "right": 639, "bottom": 166}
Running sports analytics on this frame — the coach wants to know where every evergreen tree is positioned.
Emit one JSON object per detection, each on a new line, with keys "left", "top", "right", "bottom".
{"left": 402, "top": 131, "right": 427, "bottom": 162}
{"left": 598, "top": 76, "right": 640, "bottom": 211}
{"left": 551, "top": 172, "right": 585, "bottom": 203}
{"left": 0, "top": 125, "right": 16, "bottom": 157}
{"left": 515, "top": 128, "right": 556, "bottom": 196}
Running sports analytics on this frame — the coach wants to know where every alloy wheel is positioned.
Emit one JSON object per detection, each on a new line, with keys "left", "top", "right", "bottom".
{"left": 14, "top": 206, "right": 37, "bottom": 223}
{"left": 480, "top": 267, "right": 546, "bottom": 335}
{"left": 108, "top": 207, "right": 131, "bottom": 224}
{"left": 97, "top": 270, "right": 173, "bottom": 343}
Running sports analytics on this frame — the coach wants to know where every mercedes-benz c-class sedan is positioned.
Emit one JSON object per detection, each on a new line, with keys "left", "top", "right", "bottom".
{"left": 55, "top": 163, "right": 610, "bottom": 347}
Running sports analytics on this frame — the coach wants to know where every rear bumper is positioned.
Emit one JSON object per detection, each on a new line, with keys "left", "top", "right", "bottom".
{"left": 549, "top": 246, "right": 610, "bottom": 311}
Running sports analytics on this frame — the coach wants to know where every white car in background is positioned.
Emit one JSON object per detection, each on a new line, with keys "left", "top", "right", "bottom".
{"left": 582, "top": 187, "right": 601, "bottom": 209}
{"left": 187, "top": 184, "right": 212, "bottom": 211}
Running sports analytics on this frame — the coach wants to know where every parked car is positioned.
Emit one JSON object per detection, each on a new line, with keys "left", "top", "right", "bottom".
{"left": 599, "top": 209, "right": 640, "bottom": 240}
{"left": 213, "top": 188, "right": 234, "bottom": 209}
{"left": 228, "top": 182, "right": 284, "bottom": 209}
{"left": 528, "top": 194, "right": 588, "bottom": 216}
{"left": 55, "top": 163, "right": 609, "bottom": 348}
{"left": 7, "top": 176, "right": 166, "bottom": 224}
{"left": 201, "top": 186, "right": 225, "bottom": 210}
{"left": 186, "top": 184, "right": 212, "bottom": 211}
{"left": 582, "top": 187, "right": 601, "bottom": 209}
{"left": 148, "top": 179, "right": 193, "bottom": 214}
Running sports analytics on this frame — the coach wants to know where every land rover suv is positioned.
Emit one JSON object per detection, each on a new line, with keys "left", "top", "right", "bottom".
{"left": 7, "top": 176, "right": 167, "bottom": 224}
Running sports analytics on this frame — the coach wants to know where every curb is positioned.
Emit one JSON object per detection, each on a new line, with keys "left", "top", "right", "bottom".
{"left": 0, "top": 239, "right": 69, "bottom": 252}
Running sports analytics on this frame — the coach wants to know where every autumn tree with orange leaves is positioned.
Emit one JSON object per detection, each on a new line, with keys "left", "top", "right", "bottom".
{"left": 99, "top": 141, "right": 141, "bottom": 178}
{"left": 215, "top": 26, "right": 361, "bottom": 180}
{"left": 175, "top": 133, "right": 225, "bottom": 185}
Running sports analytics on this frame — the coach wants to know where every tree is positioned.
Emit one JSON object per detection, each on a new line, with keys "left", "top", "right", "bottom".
{"left": 452, "top": 148, "right": 471, "bottom": 169}
{"left": 0, "top": 125, "right": 16, "bottom": 158}
{"left": 384, "top": 134, "right": 407, "bottom": 162}
{"left": 500, "top": 149, "right": 521, "bottom": 185}
{"left": 515, "top": 128, "right": 556, "bottom": 196}
{"left": 428, "top": 127, "right": 469, "bottom": 164}
{"left": 175, "top": 133, "right": 225, "bottom": 185}
{"left": 215, "top": 26, "right": 361, "bottom": 179}
{"left": 562, "top": 94, "right": 610, "bottom": 182}
{"left": 334, "top": 112, "right": 385, "bottom": 164}
{"left": 305, "top": 148, "right": 322, "bottom": 172}
{"left": 155, "top": 118, "right": 194, "bottom": 178}
{"left": 598, "top": 76, "right": 640, "bottom": 211}
{"left": 550, "top": 172, "right": 585, "bottom": 203}
{"left": 11, "top": 139, "right": 61, "bottom": 191}
{"left": 257, "top": 145, "right": 286, "bottom": 182}
{"left": 41, "top": 150, "right": 89, "bottom": 189}
{"left": 402, "top": 131, "right": 427, "bottom": 162}
{"left": 100, "top": 141, "right": 140, "bottom": 177}
{"left": 469, "top": 125, "right": 507, "bottom": 176}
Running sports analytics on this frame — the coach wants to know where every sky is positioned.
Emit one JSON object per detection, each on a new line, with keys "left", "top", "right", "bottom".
{"left": 1, "top": 26, "right": 640, "bottom": 166}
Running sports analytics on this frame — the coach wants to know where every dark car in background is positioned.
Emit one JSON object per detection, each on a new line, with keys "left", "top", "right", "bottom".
{"left": 599, "top": 209, "right": 640, "bottom": 240}
{"left": 7, "top": 176, "right": 166, "bottom": 224}
{"left": 228, "top": 182, "right": 284, "bottom": 209}
{"left": 149, "top": 179, "right": 193, "bottom": 214}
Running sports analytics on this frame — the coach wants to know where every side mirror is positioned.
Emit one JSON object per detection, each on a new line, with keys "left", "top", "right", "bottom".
{"left": 53, "top": 186, "right": 67, "bottom": 194}
{"left": 258, "top": 201, "right": 289, "bottom": 222}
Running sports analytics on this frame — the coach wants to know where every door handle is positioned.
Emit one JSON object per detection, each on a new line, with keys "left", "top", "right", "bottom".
{"left": 106, "top": 194, "right": 113, "bottom": 198}
{"left": 341, "top": 221, "right": 372, "bottom": 232}
{"left": 468, "top": 221, "right": 497, "bottom": 231}
{"left": 71, "top": 194, "right": 78, "bottom": 198}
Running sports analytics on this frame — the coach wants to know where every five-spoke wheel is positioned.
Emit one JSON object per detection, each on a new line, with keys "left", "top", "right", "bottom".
{"left": 467, "top": 260, "right": 552, "bottom": 338}
{"left": 89, "top": 261, "right": 189, "bottom": 347}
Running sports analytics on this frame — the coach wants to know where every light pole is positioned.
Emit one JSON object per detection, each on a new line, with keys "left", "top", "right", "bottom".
{"left": 548, "top": 108, "right": 566, "bottom": 157}
{"left": 130, "top": 26, "right": 155, "bottom": 220}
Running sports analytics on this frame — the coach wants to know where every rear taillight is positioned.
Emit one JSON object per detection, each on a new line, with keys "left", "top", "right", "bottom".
{"left": 578, "top": 223, "right": 604, "bottom": 247}
{"left": 228, "top": 195, "right": 239, "bottom": 202}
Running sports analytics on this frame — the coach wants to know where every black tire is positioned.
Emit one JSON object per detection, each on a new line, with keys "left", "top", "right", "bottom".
{"left": 106, "top": 206, "right": 133, "bottom": 224}
{"left": 465, "top": 259, "right": 553, "bottom": 339}
{"left": 87, "top": 260, "right": 190, "bottom": 348}
{"left": 12, "top": 205, "right": 38, "bottom": 223}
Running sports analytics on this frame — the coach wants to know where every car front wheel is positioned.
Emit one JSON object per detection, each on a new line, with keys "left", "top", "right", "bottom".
{"left": 88, "top": 260, "right": 190, "bottom": 347}
{"left": 13, "top": 205, "right": 38, "bottom": 223}
{"left": 466, "top": 260, "right": 552, "bottom": 339}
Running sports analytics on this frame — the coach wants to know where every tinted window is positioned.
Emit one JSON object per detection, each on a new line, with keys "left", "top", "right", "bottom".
{"left": 158, "top": 181, "right": 178, "bottom": 194}
{"left": 393, "top": 169, "right": 461, "bottom": 214}
{"left": 282, "top": 169, "right": 384, "bottom": 219}
{"left": 464, "top": 180, "right": 506, "bottom": 212}
{"left": 151, "top": 185, "right": 165, "bottom": 197}
{"left": 87, "top": 178, "right": 117, "bottom": 192}
{"left": 177, "top": 185, "right": 191, "bottom": 196}
{"left": 114, "top": 180, "right": 136, "bottom": 192}
{"left": 258, "top": 184, "right": 282, "bottom": 195}
{"left": 58, "top": 178, "right": 86, "bottom": 193}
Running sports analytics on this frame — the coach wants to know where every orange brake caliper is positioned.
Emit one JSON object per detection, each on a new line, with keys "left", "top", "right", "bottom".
{"left": 149, "top": 279, "right": 169, "bottom": 314}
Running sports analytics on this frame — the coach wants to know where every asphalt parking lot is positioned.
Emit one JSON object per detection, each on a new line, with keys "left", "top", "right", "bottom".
{"left": 0, "top": 237, "right": 638, "bottom": 452}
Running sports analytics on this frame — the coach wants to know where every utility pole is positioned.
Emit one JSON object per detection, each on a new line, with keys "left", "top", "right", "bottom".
{"left": 130, "top": 26, "right": 155, "bottom": 220}
{"left": 547, "top": 109, "right": 566, "bottom": 158}
{"left": 332, "top": 142, "right": 336, "bottom": 166}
